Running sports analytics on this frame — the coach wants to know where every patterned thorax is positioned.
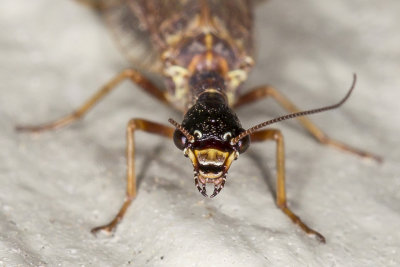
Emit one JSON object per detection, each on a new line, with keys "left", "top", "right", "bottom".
{"left": 126, "top": 0, "right": 255, "bottom": 110}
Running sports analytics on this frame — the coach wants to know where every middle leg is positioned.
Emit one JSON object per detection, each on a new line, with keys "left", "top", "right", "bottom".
{"left": 235, "top": 85, "right": 381, "bottom": 162}
{"left": 250, "top": 129, "right": 326, "bottom": 243}
{"left": 16, "top": 69, "right": 170, "bottom": 133}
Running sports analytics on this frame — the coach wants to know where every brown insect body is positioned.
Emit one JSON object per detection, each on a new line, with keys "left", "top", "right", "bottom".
{"left": 18, "top": 0, "right": 381, "bottom": 242}
{"left": 104, "top": 0, "right": 256, "bottom": 197}
{"left": 104, "top": 0, "right": 254, "bottom": 110}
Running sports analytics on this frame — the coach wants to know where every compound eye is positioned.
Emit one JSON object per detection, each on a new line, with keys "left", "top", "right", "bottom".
{"left": 173, "top": 130, "right": 187, "bottom": 150}
{"left": 222, "top": 132, "right": 232, "bottom": 141}
{"left": 193, "top": 130, "right": 203, "bottom": 139}
{"left": 237, "top": 135, "right": 250, "bottom": 154}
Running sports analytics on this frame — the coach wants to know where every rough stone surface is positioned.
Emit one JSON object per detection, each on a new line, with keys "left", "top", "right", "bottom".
{"left": 1, "top": 0, "right": 399, "bottom": 266}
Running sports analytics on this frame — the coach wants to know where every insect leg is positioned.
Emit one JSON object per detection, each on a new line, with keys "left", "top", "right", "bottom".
{"left": 91, "top": 119, "right": 174, "bottom": 234}
{"left": 16, "top": 69, "right": 169, "bottom": 133}
{"left": 74, "top": 0, "right": 121, "bottom": 10}
{"left": 250, "top": 129, "right": 326, "bottom": 243}
{"left": 235, "top": 85, "right": 382, "bottom": 162}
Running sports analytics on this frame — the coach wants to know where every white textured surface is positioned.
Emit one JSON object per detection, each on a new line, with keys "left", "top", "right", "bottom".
{"left": 1, "top": 0, "right": 400, "bottom": 266}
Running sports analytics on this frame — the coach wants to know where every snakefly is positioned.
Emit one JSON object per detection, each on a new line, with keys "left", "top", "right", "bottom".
{"left": 17, "top": 0, "right": 381, "bottom": 243}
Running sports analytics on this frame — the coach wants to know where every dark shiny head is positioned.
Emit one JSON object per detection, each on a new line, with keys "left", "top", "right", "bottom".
{"left": 171, "top": 73, "right": 359, "bottom": 197}
{"left": 171, "top": 92, "right": 250, "bottom": 198}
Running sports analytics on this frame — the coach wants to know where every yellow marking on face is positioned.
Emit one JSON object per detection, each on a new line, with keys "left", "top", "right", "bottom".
{"left": 199, "top": 170, "right": 223, "bottom": 179}
{"left": 187, "top": 148, "right": 198, "bottom": 169}
{"left": 186, "top": 148, "right": 239, "bottom": 180}
{"left": 194, "top": 149, "right": 229, "bottom": 166}
{"left": 224, "top": 151, "right": 239, "bottom": 171}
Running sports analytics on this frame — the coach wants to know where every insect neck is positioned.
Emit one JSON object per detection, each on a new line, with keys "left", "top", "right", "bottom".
{"left": 189, "top": 71, "right": 229, "bottom": 107}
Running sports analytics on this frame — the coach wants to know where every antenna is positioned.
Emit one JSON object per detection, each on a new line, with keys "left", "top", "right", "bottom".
{"left": 168, "top": 118, "right": 195, "bottom": 143}
{"left": 231, "top": 74, "right": 357, "bottom": 145}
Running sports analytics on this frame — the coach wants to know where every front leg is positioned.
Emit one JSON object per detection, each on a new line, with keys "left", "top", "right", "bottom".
{"left": 251, "top": 129, "right": 326, "bottom": 243}
{"left": 91, "top": 119, "right": 174, "bottom": 234}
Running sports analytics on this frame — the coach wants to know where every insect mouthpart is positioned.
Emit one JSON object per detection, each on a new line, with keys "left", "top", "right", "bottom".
{"left": 195, "top": 173, "right": 226, "bottom": 198}
{"left": 169, "top": 72, "right": 250, "bottom": 198}
{"left": 186, "top": 147, "right": 238, "bottom": 198}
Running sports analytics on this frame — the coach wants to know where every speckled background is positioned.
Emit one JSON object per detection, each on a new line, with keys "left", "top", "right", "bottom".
{"left": 1, "top": 0, "right": 399, "bottom": 266}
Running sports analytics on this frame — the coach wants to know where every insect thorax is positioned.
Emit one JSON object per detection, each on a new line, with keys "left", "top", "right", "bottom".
{"left": 162, "top": 31, "right": 254, "bottom": 111}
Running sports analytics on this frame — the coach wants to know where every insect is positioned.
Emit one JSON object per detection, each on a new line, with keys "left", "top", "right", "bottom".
{"left": 17, "top": 0, "right": 381, "bottom": 243}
